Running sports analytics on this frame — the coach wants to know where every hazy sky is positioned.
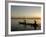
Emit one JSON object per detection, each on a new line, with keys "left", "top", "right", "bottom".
{"left": 11, "top": 6, "right": 41, "bottom": 17}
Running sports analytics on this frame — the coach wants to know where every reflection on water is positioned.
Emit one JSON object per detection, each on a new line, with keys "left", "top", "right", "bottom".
{"left": 11, "top": 19, "right": 41, "bottom": 31}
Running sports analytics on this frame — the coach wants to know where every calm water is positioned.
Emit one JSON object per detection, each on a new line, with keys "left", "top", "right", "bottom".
{"left": 11, "top": 19, "right": 41, "bottom": 31}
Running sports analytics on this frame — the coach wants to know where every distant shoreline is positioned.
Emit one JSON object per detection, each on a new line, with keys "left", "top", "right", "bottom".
{"left": 11, "top": 17, "right": 41, "bottom": 19}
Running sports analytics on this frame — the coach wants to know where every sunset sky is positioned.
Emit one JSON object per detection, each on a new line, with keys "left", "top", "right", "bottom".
{"left": 11, "top": 6, "right": 41, "bottom": 18}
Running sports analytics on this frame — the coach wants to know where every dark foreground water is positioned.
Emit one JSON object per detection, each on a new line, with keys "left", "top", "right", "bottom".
{"left": 11, "top": 19, "right": 41, "bottom": 31}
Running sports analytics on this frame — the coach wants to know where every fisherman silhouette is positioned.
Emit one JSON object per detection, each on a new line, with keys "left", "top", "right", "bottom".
{"left": 33, "top": 20, "right": 38, "bottom": 30}
{"left": 24, "top": 20, "right": 26, "bottom": 28}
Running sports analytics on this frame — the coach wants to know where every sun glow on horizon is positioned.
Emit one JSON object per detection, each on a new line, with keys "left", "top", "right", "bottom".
{"left": 11, "top": 6, "right": 41, "bottom": 18}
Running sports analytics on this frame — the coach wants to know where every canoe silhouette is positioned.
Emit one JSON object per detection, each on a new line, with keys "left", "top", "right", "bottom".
{"left": 19, "top": 20, "right": 39, "bottom": 30}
